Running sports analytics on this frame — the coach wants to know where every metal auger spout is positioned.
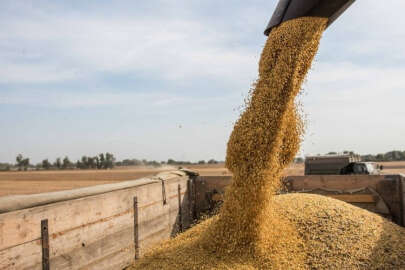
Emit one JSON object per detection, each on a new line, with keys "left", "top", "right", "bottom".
{"left": 264, "top": 0, "right": 356, "bottom": 36}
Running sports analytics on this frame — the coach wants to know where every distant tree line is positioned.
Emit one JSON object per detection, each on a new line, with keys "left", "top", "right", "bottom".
{"left": 3, "top": 149, "right": 405, "bottom": 172}
{"left": 115, "top": 158, "right": 221, "bottom": 167}
{"left": 16, "top": 154, "right": 30, "bottom": 171}
{"left": 0, "top": 154, "right": 223, "bottom": 171}
{"left": 322, "top": 150, "right": 405, "bottom": 162}
{"left": 115, "top": 158, "right": 161, "bottom": 167}
{"left": 75, "top": 153, "right": 115, "bottom": 169}
{"left": 166, "top": 158, "right": 219, "bottom": 166}
{"left": 0, "top": 153, "right": 116, "bottom": 171}
{"left": 361, "top": 151, "right": 405, "bottom": 162}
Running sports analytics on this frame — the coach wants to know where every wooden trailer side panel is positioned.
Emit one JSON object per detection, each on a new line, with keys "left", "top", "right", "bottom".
{"left": 0, "top": 171, "right": 194, "bottom": 270}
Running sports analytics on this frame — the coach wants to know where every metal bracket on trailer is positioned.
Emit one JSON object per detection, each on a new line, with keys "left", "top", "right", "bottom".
{"left": 157, "top": 177, "right": 167, "bottom": 205}
{"left": 178, "top": 184, "right": 183, "bottom": 233}
{"left": 399, "top": 179, "right": 404, "bottom": 226}
{"left": 133, "top": 197, "right": 139, "bottom": 260}
{"left": 41, "top": 219, "right": 50, "bottom": 270}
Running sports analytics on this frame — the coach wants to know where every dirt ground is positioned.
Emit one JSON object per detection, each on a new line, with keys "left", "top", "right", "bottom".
{"left": 0, "top": 162, "right": 403, "bottom": 197}
{"left": 0, "top": 167, "right": 171, "bottom": 196}
{"left": 0, "top": 165, "right": 228, "bottom": 196}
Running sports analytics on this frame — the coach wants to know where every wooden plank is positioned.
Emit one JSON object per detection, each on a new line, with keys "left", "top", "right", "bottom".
{"left": 178, "top": 185, "right": 182, "bottom": 233}
{"left": 51, "top": 201, "right": 168, "bottom": 269}
{"left": 286, "top": 175, "right": 387, "bottom": 191}
{"left": 167, "top": 187, "right": 186, "bottom": 236}
{"left": 0, "top": 175, "right": 191, "bottom": 270}
{"left": 138, "top": 207, "right": 170, "bottom": 241}
{"left": 0, "top": 215, "right": 136, "bottom": 270}
{"left": 327, "top": 194, "right": 375, "bottom": 203}
{"left": 0, "top": 239, "right": 41, "bottom": 270}
{"left": 0, "top": 182, "right": 160, "bottom": 250}
{"left": 165, "top": 179, "right": 188, "bottom": 198}
{"left": 138, "top": 227, "right": 172, "bottom": 256}
{"left": 166, "top": 178, "right": 188, "bottom": 228}
{"left": 38, "top": 204, "right": 169, "bottom": 269}
{"left": 194, "top": 176, "right": 232, "bottom": 218}
{"left": 0, "top": 202, "right": 168, "bottom": 269}
{"left": 50, "top": 208, "right": 169, "bottom": 269}
{"left": 50, "top": 226, "right": 134, "bottom": 269}
{"left": 83, "top": 246, "right": 134, "bottom": 270}
{"left": 199, "top": 176, "right": 232, "bottom": 192}
{"left": 0, "top": 178, "right": 158, "bottom": 214}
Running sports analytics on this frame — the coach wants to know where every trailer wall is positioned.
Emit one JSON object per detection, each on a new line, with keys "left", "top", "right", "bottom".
{"left": 0, "top": 170, "right": 196, "bottom": 270}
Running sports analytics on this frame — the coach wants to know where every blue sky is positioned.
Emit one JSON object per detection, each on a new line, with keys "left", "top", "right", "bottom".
{"left": 1, "top": 0, "right": 404, "bottom": 164}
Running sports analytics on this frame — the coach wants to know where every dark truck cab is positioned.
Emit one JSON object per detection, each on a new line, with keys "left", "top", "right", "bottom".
{"left": 305, "top": 155, "right": 382, "bottom": 175}
{"left": 340, "top": 162, "right": 382, "bottom": 175}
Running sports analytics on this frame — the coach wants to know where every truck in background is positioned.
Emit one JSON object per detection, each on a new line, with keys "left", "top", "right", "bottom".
{"left": 305, "top": 155, "right": 383, "bottom": 175}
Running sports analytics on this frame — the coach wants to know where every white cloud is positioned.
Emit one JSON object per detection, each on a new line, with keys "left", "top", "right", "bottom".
{"left": 0, "top": 89, "right": 178, "bottom": 107}
{"left": 300, "top": 61, "right": 405, "bottom": 156}
{"left": 307, "top": 62, "right": 405, "bottom": 92}
{"left": 0, "top": 13, "right": 258, "bottom": 86}
{"left": 0, "top": 63, "right": 80, "bottom": 83}
{"left": 324, "top": 0, "right": 405, "bottom": 62}
{"left": 0, "top": 89, "right": 240, "bottom": 113}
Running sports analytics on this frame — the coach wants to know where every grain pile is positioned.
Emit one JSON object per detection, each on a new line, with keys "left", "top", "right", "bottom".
{"left": 129, "top": 16, "right": 405, "bottom": 270}
{"left": 273, "top": 194, "right": 405, "bottom": 269}
{"left": 130, "top": 194, "right": 405, "bottom": 269}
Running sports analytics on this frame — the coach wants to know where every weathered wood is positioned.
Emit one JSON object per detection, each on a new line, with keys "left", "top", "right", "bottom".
{"left": 166, "top": 185, "right": 187, "bottom": 236}
{"left": 0, "top": 200, "right": 170, "bottom": 269}
{"left": 138, "top": 227, "right": 172, "bottom": 256}
{"left": 161, "top": 180, "right": 167, "bottom": 205}
{"left": 327, "top": 194, "right": 375, "bottom": 203}
{"left": 285, "top": 175, "right": 387, "bottom": 191}
{"left": 187, "top": 179, "right": 193, "bottom": 223}
{"left": 0, "top": 172, "right": 191, "bottom": 270}
{"left": 194, "top": 176, "right": 232, "bottom": 217}
{"left": 191, "top": 178, "right": 197, "bottom": 220}
{"left": 0, "top": 178, "right": 159, "bottom": 214}
{"left": 0, "top": 179, "right": 173, "bottom": 251}
{"left": 376, "top": 178, "right": 401, "bottom": 224}
{"left": 0, "top": 184, "right": 142, "bottom": 250}
{"left": 50, "top": 226, "right": 134, "bottom": 269}
{"left": 165, "top": 180, "right": 188, "bottom": 198}
{"left": 83, "top": 246, "right": 134, "bottom": 270}
{"left": 0, "top": 239, "right": 41, "bottom": 270}
{"left": 178, "top": 185, "right": 183, "bottom": 233}
{"left": 138, "top": 207, "right": 170, "bottom": 241}
{"left": 48, "top": 205, "right": 169, "bottom": 269}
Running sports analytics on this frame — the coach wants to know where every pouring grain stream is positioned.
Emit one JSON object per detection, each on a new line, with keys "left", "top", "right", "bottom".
{"left": 128, "top": 16, "right": 405, "bottom": 270}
